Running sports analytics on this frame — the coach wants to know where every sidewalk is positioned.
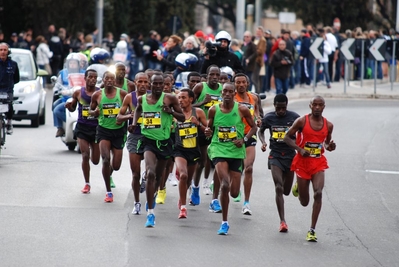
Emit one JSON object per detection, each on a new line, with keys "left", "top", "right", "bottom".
{"left": 261, "top": 79, "right": 399, "bottom": 106}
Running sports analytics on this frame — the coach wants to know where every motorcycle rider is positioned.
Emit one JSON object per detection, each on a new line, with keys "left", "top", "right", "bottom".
{"left": 200, "top": 31, "right": 244, "bottom": 75}
{"left": 87, "top": 48, "right": 111, "bottom": 80}
{"left": 65, "top": 69, "right": 100, "bottom": 193}
{"left": 52, "top": 53, "right": 83, "bottom": 137}
{"left": 174, "top": 52, "right": 198, "bottom": 87}
{"left": 0, "top": 42, "right": 20, "bottom": 135}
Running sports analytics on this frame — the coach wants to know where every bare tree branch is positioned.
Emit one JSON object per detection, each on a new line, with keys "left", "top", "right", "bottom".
{"left": 375, "top": 0, "right": 395, "bottom": 28}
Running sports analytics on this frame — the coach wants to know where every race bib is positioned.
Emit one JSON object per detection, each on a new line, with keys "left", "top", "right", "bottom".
{"left": 178, "top": 121, "right": 198, "bottom": 148}
{"left": 218, "top": 126, "right": 237, "bottom": 142}
{"left": 239, "top": 102, "right": 254, "bottom": 116}
{"left": 271, "top": 126, "right": 289, "bottom": 142}
{"left": 137, "top": 117, "right": 143, "bottom": 125}
{"left": 103, "top": 103, "right": 120, "bottom": 118}
{"left": 304, "top": 142, "right": 322, "bottom": 158}
{"left": 204, "top": 94, "right": 222, "bottom": 108}
{"left": 82, "top": 105, "right": 95, "bottom": 120}
{"left": 143, "top": 112, "right": 161, "bottom": 129}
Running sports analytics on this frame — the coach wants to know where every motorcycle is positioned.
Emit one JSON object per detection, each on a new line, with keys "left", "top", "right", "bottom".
{"left": 0, "top": 92, "right": 21, "bottom": 155}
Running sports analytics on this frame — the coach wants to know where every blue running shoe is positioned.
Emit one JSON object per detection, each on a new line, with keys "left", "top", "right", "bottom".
{"left": 209, "top": 199, "right": 222, "bottom": 213}
{"left": 145, "top": 214, "right": 155, "bottom": 228}
{"left": 217, "top": 222, "right": 229, "bottom": 235}
{"left": 190, "top": 187, "right": 200, "bottom": 205}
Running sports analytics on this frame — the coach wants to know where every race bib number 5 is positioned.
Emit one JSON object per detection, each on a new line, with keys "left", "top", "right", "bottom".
{"left": 218, "top": 126, "right": 237, "bottom": 142}
{"left": 304, "top": 142, "right": 322, "bottom": 158}
{"left": 143, "top": 112, "right": 161, "bottom": 129}
{"left": 271, "top": 126, "right": 289, "bottom": 142}
{"left": 103, "top": 103, "right": 120, "bottom": 118}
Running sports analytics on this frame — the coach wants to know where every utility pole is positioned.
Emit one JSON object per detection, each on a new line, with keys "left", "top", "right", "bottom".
{"left": 236, "top": 0, "right": 245, "bottom": 39}
{"left": 95, "top": 0, "right": 103, "bottom": 46}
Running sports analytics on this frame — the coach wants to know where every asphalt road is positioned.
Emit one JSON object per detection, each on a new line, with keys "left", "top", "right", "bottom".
{"left": 1, "top": 92, "right": 399, "bottom": 267}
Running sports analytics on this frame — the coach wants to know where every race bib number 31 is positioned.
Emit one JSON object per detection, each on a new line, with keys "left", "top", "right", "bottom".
{"left": 143, "top": 112, "right": 161, "bottom": 129}
{"left": 304, "top": 142, "right": 322, "bottom": 158}
{"left": 218, "top": 126, "right": 237, "bottom": 142}
{"left": 271, "top": 126, "right": 288, "bottom": 142}
{"left": 103, "top": 103, "right": 120, "bottom": 118}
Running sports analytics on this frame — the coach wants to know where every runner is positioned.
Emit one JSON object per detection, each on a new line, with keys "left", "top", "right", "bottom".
{"left": 131, "top": 73, "right": 185, "bottom": 227}
{"left": 175, "top": 88, "right": 207, "bottom": 219}
{"left": 258, "top": 94, "right": 300, "bottom": 232}
{"left": 116, "top": 72, "right": 150, "bottom": 214}
{"left": 65, "top": 69, "right": 100, "bottom": 194}
{"left": 114, "top": 62, "right": 135, "bottom": 92}
{"left": 89, "top": 71, "right": 128, "bottom": 202}
{"left": 192, "top": 65, "right": 222, "bottom": 204}
{"left": 283, "top": 95, "right": 336, "bottom": 242}
{"left": 205, "top": 82, "right": 257, "bottom": 235}
{"left": 233, "top": 73, "right": 261, "bottom": 215}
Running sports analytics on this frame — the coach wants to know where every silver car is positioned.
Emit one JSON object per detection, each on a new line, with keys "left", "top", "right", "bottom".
{"left": 10, "top": 48, "right": 47, "bottom": 127}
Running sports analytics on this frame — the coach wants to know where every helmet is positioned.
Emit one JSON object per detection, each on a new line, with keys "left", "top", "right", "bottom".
{"left": 90, "top": 48, "right": 111, "bottom": 64}
{"left": 65, "top": 53, "right": 81, "bottom": 73}
{"left": 175, "top": 53, "right": 198, "bottom": 70}
{"left": 215, "top": 31, "right": 232, "bottom": 42}
{"left": 220, "top": 66, "right": 234, "bottom": 79}
{"left": 77, "top": 52, "right": 88, "bottom": 70}
{"left": 116, "top": 40, "right": 127, "bottom": 49}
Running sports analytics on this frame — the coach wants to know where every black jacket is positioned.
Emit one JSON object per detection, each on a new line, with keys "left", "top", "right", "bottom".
{"left": 243, "top": 41, "right": 257, "bottom": 72}
{"left": 200, "top": 49, "right": 244, "bottom": 74}
{"left": 270, "top": 49, "right": 293, "bottom": 79}
{"left": 162, "top": 45, "right": 182, "bottom": 72}
{"left": 0, "top": 57, "right": 20, "bottom": 94}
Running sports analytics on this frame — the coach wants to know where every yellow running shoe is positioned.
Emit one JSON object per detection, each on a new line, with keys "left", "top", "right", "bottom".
{"left": 306, "top": 230, "right": 317, "bottom": 242}
{"left": 292, "top": 182, "right": 298, "bottom": 197}
{"left": 156, "top": 189, "right": 166, "bottom": 204}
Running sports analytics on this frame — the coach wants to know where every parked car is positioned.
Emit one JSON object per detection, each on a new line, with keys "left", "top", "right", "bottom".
{"left": 10, "top": 48, "right": 47, "bottom": 127}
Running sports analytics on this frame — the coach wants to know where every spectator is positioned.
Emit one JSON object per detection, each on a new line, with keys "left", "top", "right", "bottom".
{"left": 35, "top": 35, "right": 53, "bottom": 87}
{"left": 182, "top": 35, "right": 200, "bottom": 72}
{"left": 291, "top": 31, "right": 301, "bottom": 85}
{"left": 316, "top": 28, "right": 332, "bottom": 88}
{"left": 270, "top": 40, "right": 294, "bottom": 94}
{"left": 48, "top": 30, "right": 64, "bottom": 76}
{"left": 70, "top": 32, "right": 85, "bottom": 52}
{"left": 155, "top": 35, "right": 182, "bottom": 72}
{"left": 253, "top": 26, "right": 267, "bottom": 94}
{"left": 145, "top": 30, "right": 162, "bottom": 70}
{"left": 102, "top": 32, "right": 115, "bottom": 55}
{"left": 262, "top": 29, "right": 273, "bottom": 92}
{"left": 243, "top": 31, "right": 257, "bottom": 91}
{"left": 8, "top": 33, "right": 19, "bottom": 48}
{"left": 325, "top": 26, "right": 338, "bottom": 83}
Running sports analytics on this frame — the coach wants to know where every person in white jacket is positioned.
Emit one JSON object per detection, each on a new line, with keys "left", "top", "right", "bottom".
{"left": 35, "top": 35, "right": 53, "bottom": 86}
{"left": 317, "top": 29, "right": 332, "bottom": 88}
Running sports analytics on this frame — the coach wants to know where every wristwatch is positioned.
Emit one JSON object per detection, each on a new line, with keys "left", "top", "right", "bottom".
{"left": 243, "top": 136, "right": 248, "bottom": 142}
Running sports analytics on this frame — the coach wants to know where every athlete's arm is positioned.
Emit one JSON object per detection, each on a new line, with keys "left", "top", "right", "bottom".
{"left": 130, "top": 96, "right": 143, "bottom": 133}
{"left": 251, "top": 94, "right": 262, "bottom": 127}
{"left": 324, "top": 121, "right": 336, "bottom": 151}
{"left": 89, "top": 90, "right": 101, "bottom": 117}
{"left": 205, "top": 106, "right": 215, "bottom": 138}
{"left": 116, "top": 93, "right": 133, "bottom": 124}
{"left": 192, "top": 108, "right": 207, "bottom": 133}
{"left": 235, "top": 105, "right": 257, "bottom": 148}
{"left": 192, "top": 82, "right": 210, "bottom": 107}
{"left": 65, "top": 89, "right": 80, "bottom": 112}
{"left": 166, "top": 94, "right": 185, "bottom": 122}
{"left": 283, "top": 116, "right": 309, "bottom": 157}
{"left": 127, "top": 80, "right": 136, "bottom": 93}
{"left": 258, "top": 116, "right": 268, "bottom": 152}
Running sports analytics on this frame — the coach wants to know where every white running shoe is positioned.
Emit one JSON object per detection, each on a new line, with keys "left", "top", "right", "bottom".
{"left": 168, "top": 173, "right": 178, "bottom": 186}
{"left": 203, "top": 181, "right": 212, "bottom": 195}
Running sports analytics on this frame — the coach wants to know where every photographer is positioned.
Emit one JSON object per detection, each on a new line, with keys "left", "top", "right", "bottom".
{"left": 270, "top": 40, "right": 293, "bottom": 95}
{"left": 200, "top": 30, "right": 244, "bottom": 74}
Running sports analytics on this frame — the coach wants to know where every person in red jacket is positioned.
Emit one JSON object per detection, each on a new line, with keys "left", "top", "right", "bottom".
{"left": 283, "top": 96, "right": 336, "bottom": 242}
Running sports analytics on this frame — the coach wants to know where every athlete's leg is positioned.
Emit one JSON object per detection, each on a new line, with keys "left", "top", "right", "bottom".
{"left": 99, "top": 139, "right": 112, "bottom": 192}
{"left": 90, "top": 141, "right": 100, "bottom": 165}
{"left": 176, "top": 157, "right": 189, "bottom": 206}
{"left": 229, "top": 170, "right": 241, "bottom": 199}
{"left": 243, "top": 146, "right": 255, "bottom": 202}
{"left": 310, "top": 171, "right": 325, "bottom": 229}
{"left": 130, "top": 153, "right": 143, "bottom": 203}
{"left": 282, "top": 170, "right": 295, "bottom": 196}
{"left": 193, "top": 145, "right": 207, "bottom": 187}
{"left": 271, "top": 165, "right": 285, "bottom": 222}
{"left": 215, "top": 161, "right": 230, "bottom": 222}
{"left": 297, "top": 176, "right": 311, "bottom": 207}
{"left": 111, "top": 147, "right": 123, "bottom": 171}
{"left": 144, "top": 151, "right": 158, "bottom": 210}
{"left": 78, "top": 138, "right": 91, "bottom": 184}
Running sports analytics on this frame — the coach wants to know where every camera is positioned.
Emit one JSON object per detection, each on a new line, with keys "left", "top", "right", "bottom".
{"left": 284, "top": 57, "right": 292, "bottom": 64}
{"left": 205, "top": 41, "right": 221, "bottom": 57}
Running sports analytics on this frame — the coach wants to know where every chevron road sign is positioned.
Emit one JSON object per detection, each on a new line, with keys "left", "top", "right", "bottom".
{"left": 341, "top": 38, "right": 355, "bottom": 60}
{"left": 369, "top": 39, "right": 386, "bottom": 61}
{"left": 310, "top": 37, "right": 324, "bottom": 59}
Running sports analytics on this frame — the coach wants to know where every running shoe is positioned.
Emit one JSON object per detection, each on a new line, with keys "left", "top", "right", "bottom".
{"left": 169, "top": 172, "right": 178, "bottom": 186}
{"left": 104, "top": 192, "right": 113, "bottom": 203}
{"left": 279, "top": 221, "right": 288, "bottom": 232}
{"left": 156, "top": 189, "right": 166, "bottom": 204}
{"left": 6, "top": 124, "right": 13, "bottom": 135}
{"left": 145, "top": 214, "right": 155, "bottom": 228}
{"left": 190, "top": 186, "right": 200, "bottom": 205}
{"left": 292, "top": 182, "right": 298, "bottom": 197}
{"left": 203, "top": 181, "right": 212, "bottom": 195}
{"left": 132, "top": 202, "right": 141, "bottom": 215}
{"left": 178, "top": 208, "right": 187, "bottom": 219}
{"left": 209, "top": 199, "right": 222, "bottom": 213}
{"left": 306, "top": 230, "right": 317, "bottom": 242}
{"left": 233, "top": 191, "right": 241, "bottom": 202}
{"left": 81, "top": 184, "right": 90, "bottom": 194}
{"left": 110, "top": 176, "right": 116, "bottom": 188}
{"left": 217, "top": 222, "right": 229, "bottom": 235}
{"left": 242, "top": 202, "right": 252, "bottom": 215}
{"left": 140, "top": 171, "right": 146, "bottom": 193}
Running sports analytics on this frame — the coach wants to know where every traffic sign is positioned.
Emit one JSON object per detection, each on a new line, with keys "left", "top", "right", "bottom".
{"left": 368, "top": 39, "right": 386, "bottom": 61}
{"left": 310, "top": 37, "right": 324, "bottom": 59}
{"left": 340, "top": 38, "right": 355, "bottom": 60}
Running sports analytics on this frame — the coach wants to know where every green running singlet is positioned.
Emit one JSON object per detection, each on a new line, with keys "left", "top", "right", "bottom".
{"left": 98, "top": 87, "right": 124, "bottom": 130}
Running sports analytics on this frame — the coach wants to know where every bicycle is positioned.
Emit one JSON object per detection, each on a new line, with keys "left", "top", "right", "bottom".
{"left": 0, "top": 92, "right": 9, "bottom": 153}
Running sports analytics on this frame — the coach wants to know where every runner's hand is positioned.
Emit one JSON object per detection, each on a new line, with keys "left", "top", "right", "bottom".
{"left": 261, "top": 143, "right": 267, "bottom": 152}
{"left": 300, "top": 148, "right": 310, "bottom": 157}
{"left": 325, "top": 140, "right": 336, "bottom": 151}
{"left": 233, "top": 138, "right": 244, "bottom": 148}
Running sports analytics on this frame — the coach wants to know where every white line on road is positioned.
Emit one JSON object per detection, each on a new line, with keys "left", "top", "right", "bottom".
{"left": 366, "top": 170, "right": 399, "bottom": 175}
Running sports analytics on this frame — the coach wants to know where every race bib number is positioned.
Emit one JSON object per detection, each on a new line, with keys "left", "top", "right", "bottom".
{"left": 239, "top": 102, "right": 254, "bottom": 116}
{"left": 218, "top": 126, "right": 237, "bottom": 142}
{"left": 204, "top": 94, "right": 222, "bottom": 108}
{"left": 271, "top": 126, "right": 289, "bottom": 142}
{"left": 103, "top": 103, "right": 120, "bottom": 118}
{"left": 82, "top": 105, "right": 95, "bottom": 120}
{"left": 178, "top": 122, "right": 198, "bottom": 139}
{"left": 304, "top": 142, "right": 322, "bottom": 158}
{"left": 137, "top": 117, "right": 143, "bottom": 125}
{"left": 143, "top": 112, "right": 161, "bottom": 129}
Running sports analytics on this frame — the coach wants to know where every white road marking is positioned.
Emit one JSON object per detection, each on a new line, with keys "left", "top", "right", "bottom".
{"left": 366, "top": 170, "right": 399, "bottom": 175}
